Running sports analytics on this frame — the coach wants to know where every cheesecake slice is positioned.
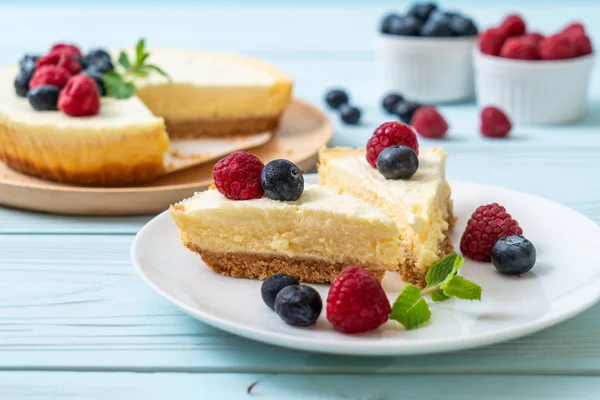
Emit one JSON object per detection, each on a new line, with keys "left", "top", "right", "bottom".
{"left": 318, "top": 147, "right": 454, "bottom": 287}
{"left": 169, "top": 184, "right": 404, "bottom": 283}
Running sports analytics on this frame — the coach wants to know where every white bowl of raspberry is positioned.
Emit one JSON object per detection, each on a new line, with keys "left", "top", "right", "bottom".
{"left": 375, "top": 5, "right": 479, "bottom": 103}
{"left": 473, "top": 15, "right": 595, "bottom": 125}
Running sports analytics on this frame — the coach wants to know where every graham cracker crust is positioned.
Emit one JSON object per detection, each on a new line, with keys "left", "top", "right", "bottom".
{"left": 185, "top": 243, "right": 387, "bottom": 283}
{"left": 166, "top": 114, "right": 282, "bottom": 138}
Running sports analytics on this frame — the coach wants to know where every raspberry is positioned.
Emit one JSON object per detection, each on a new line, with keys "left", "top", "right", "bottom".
{"left": 326, "top": 267, "right": 390, "bottom": 334}
{"left": 410, "top": 106, "right": 448, "bottom": 139}
{"left": 500, "top": 37, "right": 539, "bottom": 60}
{"left": 521, "top": 33, "right": 544, "bottom": 47}
{"left": 561, "top": 22, "right": 586, "bottom": 38}
{"left": 478, "top": 28, "right": 507, "bottom": 56}
{"left": 568, "top": 34, "right": 593, "bottom": 57}
{"left": 50, "top": 43, "right": 82, "bottom": 57}
{"left": 29, "top": 65, "right": 71, "bottom": 90}
{"left": 37, "top": 51, "right": 82, "bottom": 75}
{"left": 212, "top": 152, "right": 264, "bottom": 200}
{"left": 480, "top": 106, "right": 512, "bottom": 138}
{"left": 539, "top": 35, "right": 576, "bottom": 60}
{"left": 460, "top": 203, "right": 523, "bottom": 262}
{"left": 499, "top": 14, "right": 526, "bottom": 37}
{"left": 366, "top": 121, "right": 419, "bottom": 168}
{"left": 58, "top": 75, "right": 101, "bottom": 117}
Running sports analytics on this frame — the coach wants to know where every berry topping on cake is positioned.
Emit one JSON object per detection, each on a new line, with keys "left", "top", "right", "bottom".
{"left": 539, "top": 34, "right": 576, "bottom": 60}
{"left": 82, "top": 68, "right": 106, "bottom": 96}
{"left": 491, "top": 235, "right": 536, "bottom": 275}
{"left": 14, "top": 68, "right": 35, "bottom": 97}
{"left": 449, "top": 15, "right": 478, "bottom": 36}
{"left": 37, "top": 51, "right": 82, "bottom": 75}
{"left": 27, "top": 85, "right": 60, "bottom": 111}
{"left": 212, "top": 151, "right": 265, "bottom": 200}
{"left": 366, "top": 121, "right": 419, "bottom": 168}
{"left": 480, "top": 106, "right": 512, "bottom": 138}
{"left": 411, "top": 106, "right": 448, "bottom": 138}
{"left": 376, "top": 145, "right": 419, "bottom": 180}
{"left": 382, "top": 93, "right": 404, "bottom": 114}
{"left": 395, "top": 101, "right": 422, "bottom": 124}
{"left": 499, "top": 14, "right": 526, "bottom": 38}
{"left": 420, "top": 12, "right": 454, "bottom": 37}
{"left": 58, "top": 74, "right": 101, "bottom": 117}
{"left": 19, "top": 54, "right": 39, "bottom": 72}
{"left": 274, "top": 285, "right": 322, "bottom": 326}
{"left": 50, "top": 43, "right": 82, "bottom": 57}
{"left": 326, "top": 266, "right": 390, "bottom": 333}
{"left": 84, "top": 48, "right": 114, "bottom": 73}
{"left": 325, "top": 89, "right": 349, "bottom": 109}
{"left": 460, "top": 203, "right": 523, "bottom": 262}
{"left": 339, "top": 104, "right": 361, "bottom": 125}
{"left": 261, "top": 273, "right": 300, "bottom": 310}
{"left": 479, "top": 28, "right": 507, "bottom": 56}
{"left": 500, "top": 37, "right": 539, "bottom": 60}
{"left": 407, "top": 2, "right": 438, "bottom": 22}
{"left": 29, "top": 65, "right": 71, "bottom": 90}
{"left": 261, "top": 159, "right": 304, "bottom": 201}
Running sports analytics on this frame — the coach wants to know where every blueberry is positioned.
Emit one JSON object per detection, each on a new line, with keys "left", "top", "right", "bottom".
{"left": 261, "top": 159, "right": 304, "bottom": 201}
{"left": 14, "top": 68, "right": 35, "bottom": 97}
{"left": 382, "top": 93, "right": 404, "bottom": 114}
{"left": 381, "top": 13, "right": 401, "bottom": 34}
{"left": 376, "top": 146, "right": 419, "bottom": 180}
{"left": 325, "top": 89, "right": 349, "bottom": 109}
{"left": 420, "top": 14, "right": 454, "bottom": 37}
{"left": 91, "top": 58, "right": 114, "bottom": 73}
{"left": 386, "top": 15, "right": 421, "bottom": 36}
{"left": 274, "top": 284, "right": 322, "bottom": 326}
{"left": 339, "top": 104, "right": 361, "bottom": 125}
{"left": 85, "top": 48, "right": 112, "bottom": 65}
{"left": 407, "top": 2, "right": 438, "bottom": 21}
{"left": 491, "top": 235, "right": 536, "bottom": 275}
{"left": 27, "top": 85, "right": 60, "bottom": 111}
{"left": 82, "top": 67, "right": 106, "bottom": 96}
{"left": 261, "top": 273, "right": 299, "bottom": 310}
{"left": 449, "top": 16, "right": 478, "bottom": 36}
{"left": 395, "top": 101, "right": 422, "bottom": 124}
{"left": 19, "top": 54, "right": 39, "bottom": 71}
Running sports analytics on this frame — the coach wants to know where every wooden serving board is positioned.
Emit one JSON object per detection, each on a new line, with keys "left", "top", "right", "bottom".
{"left": 0, "top": 99, "right": 332, "bottom": 216}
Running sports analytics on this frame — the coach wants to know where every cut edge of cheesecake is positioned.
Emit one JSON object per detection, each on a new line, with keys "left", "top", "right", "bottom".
{"left": 318, "top": 146, "right": 456, "bottom": 287}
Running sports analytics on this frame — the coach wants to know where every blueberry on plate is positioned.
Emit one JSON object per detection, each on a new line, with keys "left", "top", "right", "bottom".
{"left": 491, "top": 235, "right": 536, "bottom": 275}
{"left": 27, "top": 85, "right": 60, "bottom": 111}
{"left": 261, "top": 159, "right": 304, "bottom": 201}
{"left": 382, "top": 93, "right": 404, "bottom": 114}
{"left": 274, "top": 284, "right": 322, "bottom": 326}
{"left": 386, "top": 15, "right": 421, "bottom": 36}
{"left": 325, "top": 89, "right": 349, "bottom": 109}
{"left": 420, "top": 12, "right": 454, "bottom": 37}
{"left": 339, "top": 104, "right": 361, "bottom": 125}
{"left": 261, "top": 273, "right": 299, "bottom": 310}
{"left": 14, "top": 68, "right": 35, "bottom": 97}
{"left": 376, "top": 145, "right": 419, "bottom": 180}
{"left": 395, "top": 101, "right": 422, "bottom": 124}
{"left": 449, "top": 16, "right": 478, "bottom": 36}
{"left": 82, "top": 68, "right": 106, "bottom": 96}
{"left": 407, "top": 2, "right": 438, "bottom": 21}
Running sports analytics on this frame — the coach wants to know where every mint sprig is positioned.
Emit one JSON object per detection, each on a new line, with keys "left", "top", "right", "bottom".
{"left": 390, "top": 252, "right": 482, "bottom": 330}
{"left": 103, "top": 38, "right": 171, "bottom": 99}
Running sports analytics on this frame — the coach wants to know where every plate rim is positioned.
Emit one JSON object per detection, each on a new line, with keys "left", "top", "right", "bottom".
{"left": 130, "top": 177, "right": 600, "bottom": 356}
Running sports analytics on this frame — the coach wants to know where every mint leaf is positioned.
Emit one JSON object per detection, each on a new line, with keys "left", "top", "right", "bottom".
{"left": 425, "top": 252, "right": 463, "bottom": 288}
{"left": 441, "top": 276, "right": 482, "bottom": 301}
{"left": 118, "top": 51, "right": 131, "bottom": 70}
{"left": 431, "top": 289, "right": 450, "bottom": 302}
{"left": 132, "top": 64, "right": 150, "bottom": 77}
{"left": 145, "top": 64, "right": 171, "bottom": 81}
{"left": 390, "top": 284, "right": 431, "bottom": 330}
{"left": 135, "top": 38, "right": 146, "bottom": 66}
{"left": 103, "top": 71, "right": 136, "bottom": 99}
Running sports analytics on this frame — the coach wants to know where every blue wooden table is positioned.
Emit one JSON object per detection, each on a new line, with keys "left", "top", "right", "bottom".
{"left": 2, "top": 1, "right": 600, "bottom": 398}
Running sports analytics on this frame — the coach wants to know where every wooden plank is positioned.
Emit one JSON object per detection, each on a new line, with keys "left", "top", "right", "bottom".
{"left": 1, "top": 234, "right": 600, "bottom": 374}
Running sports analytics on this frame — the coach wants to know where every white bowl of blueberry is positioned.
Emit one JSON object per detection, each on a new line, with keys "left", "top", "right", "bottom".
{"left": 376, "top": 2, "right": 478, "bottom": 103}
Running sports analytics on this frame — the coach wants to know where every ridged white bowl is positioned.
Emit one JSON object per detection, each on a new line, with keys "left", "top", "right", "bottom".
{"left": 375, "top": 33, "right": 477, "bottom": 103}
{"left": 473, "top": 50, "right": 595, "bottom": 125}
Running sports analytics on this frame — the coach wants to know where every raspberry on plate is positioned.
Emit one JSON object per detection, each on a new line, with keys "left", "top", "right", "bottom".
{"left": 29, "top": 65, "right": 71, "bottom": 90}
{"left": 326, "top": 266, "right": 390, "bottom": 334}
{"left": 478, "top": 28, "right": 507, "bottom": 56}
{"left": 499, "top": 14, "right": 526, "bottom": 37}
{"left": 50, "top": 43, "right": 82, "bottom": 57}
{"left": 410, "top": 106, "right": 448, "bottom": 139}
{"left": 480, "top": 106, "right": 512, "bottom": 138}
{"left": 459, "top": 203, "right": 523, "bottom": 262}
{"left": 366, "top": 121, "right": 419, "bottom": 168}
{"left": 212, "top": 151, "right": 265, "bottom": 200}
{"left": 500, "top": 37, "right": 539, "bottom": 60}
{"left": 58, "top": 74, "right": 101, "bottom": 117}
{"left": 539, "top": 35, "right": 576, "bottom": 60}
{"left": 37, "top": 51, "right": 82, "bottom": 75}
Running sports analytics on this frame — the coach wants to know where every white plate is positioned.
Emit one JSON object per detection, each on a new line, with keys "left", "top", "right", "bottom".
{"left": 131, "top": 174, "right": 600, "bottom": 356}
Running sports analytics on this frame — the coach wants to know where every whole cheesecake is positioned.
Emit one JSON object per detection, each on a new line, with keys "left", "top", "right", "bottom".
{"left": 0, "top": 45, "right": 293, "bottom": 186}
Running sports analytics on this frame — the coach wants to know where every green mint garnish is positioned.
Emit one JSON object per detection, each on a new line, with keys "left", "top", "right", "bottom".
{"left": 390, "top": 252, "right": 482, "bottom": 330}
{"left": 103, "top": 38, "right": 171, "bottom": 100}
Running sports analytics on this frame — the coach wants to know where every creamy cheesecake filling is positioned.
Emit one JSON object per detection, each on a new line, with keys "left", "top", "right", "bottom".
{"left": 318, "top": 147, "right": 451, "bottom": 271}
{"left": 170, "top": 184, "right": 404, "bottom": 270}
